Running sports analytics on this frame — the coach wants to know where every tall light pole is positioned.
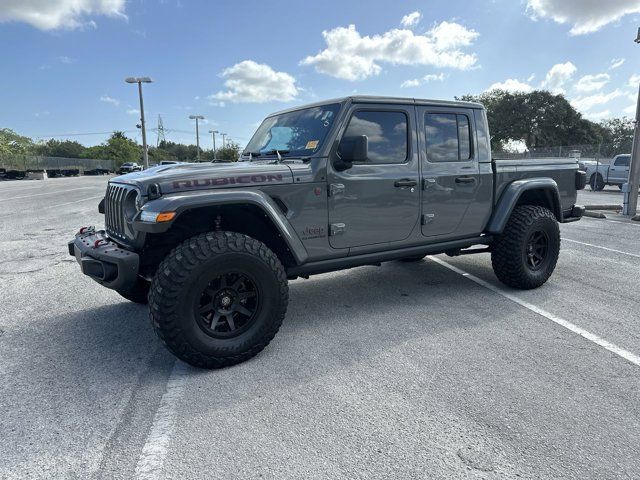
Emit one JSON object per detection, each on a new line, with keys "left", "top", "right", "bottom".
{"left": 209, "top": 130, "right": 219, "bottom": 160}
{"left": 189, "top": 115, "right": 205, "bottom": 162}
{"left": 221, "top": 133, "right": 227, "bottom": 149}
{"left": 125, "top": 76, "right": 152, "bottom": 169}
{"left": 623, "top": 27, "right": 640, "bottom": 217}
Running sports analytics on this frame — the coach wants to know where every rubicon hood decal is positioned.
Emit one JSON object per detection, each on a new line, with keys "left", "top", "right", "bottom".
{"left": 112, "top": 161, "right": 294, "bottom": 193}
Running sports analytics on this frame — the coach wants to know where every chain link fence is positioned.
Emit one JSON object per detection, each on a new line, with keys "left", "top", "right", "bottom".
{"left": 0, "top": 154, "right": 115, "bottom": 179}
{"left": 492, "top": 143, "right": 630, "bottom": 164}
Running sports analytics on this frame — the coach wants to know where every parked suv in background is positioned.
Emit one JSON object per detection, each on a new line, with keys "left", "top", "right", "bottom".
{"left": 117, "top": 162, "right": 142, "bottom": 174}
{"left": 70, "top": 96, "right": 585, "bottom": 369}
{"left": 586, "top": 154, "right": 630, "bottom": 190}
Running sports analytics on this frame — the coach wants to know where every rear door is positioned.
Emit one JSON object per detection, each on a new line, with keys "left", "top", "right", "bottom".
{"left": 327, "top": 104, "right": 420, "bottom": 249}
{"left": 417, "top": 107, "right": 480, "bottom": 238}
{"left": 609, "top": 155, "right": 630, "bottom": 182}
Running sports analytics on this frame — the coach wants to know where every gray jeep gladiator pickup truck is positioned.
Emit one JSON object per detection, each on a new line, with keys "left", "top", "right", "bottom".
{"left": 69, "top": 96, "right": 586, "bottom": 368}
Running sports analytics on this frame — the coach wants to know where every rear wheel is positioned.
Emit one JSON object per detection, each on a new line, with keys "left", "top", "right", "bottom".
{"left": 491, "top": 205, "right": 560, "bottom": 289}
{"left": 590, "top": 174, "right": 605, "bottom": 191}
{"left": 149, "top": 231, "right": 288, "bottom": 369}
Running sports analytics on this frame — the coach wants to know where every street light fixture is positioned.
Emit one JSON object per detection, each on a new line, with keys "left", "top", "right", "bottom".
{"left": 189, "top": 115, "right": 205, "bottom": 162}
{"left": 125, "top": 76, "right": 152, "bottom": 169}
{"left": 209, "top": 130, "right": 219, "bottom": 160}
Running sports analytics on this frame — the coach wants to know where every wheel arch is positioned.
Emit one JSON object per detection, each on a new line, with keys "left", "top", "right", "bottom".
{"left": 136, "top": 190, "right": 308, "bottom": 273}
{"left": 486, "top": 178, "right": 562, "bottom": 234}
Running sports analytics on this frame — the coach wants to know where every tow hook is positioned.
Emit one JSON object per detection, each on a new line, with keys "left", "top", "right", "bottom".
{"left": 93, "top": 239, "right": 108, "bottom": 249}
{"left": 79, "top": 226, "right": 95, "bottom": 235}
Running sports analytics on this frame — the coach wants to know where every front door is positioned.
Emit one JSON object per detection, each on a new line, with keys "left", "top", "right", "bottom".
{"left": 327, "top": 105, "right": 420, "bottom": 249}
{"left": 417, "top": 107, "right": 480, "bottom": 238}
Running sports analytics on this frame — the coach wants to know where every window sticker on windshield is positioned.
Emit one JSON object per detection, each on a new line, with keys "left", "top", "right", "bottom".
{"left": 305, "top": 140, "right": 319, "bottom": 150}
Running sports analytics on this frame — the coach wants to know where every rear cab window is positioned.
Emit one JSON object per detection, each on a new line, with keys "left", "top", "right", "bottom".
{"left": 425, "top": 113, "right": 474, "bottom": 162}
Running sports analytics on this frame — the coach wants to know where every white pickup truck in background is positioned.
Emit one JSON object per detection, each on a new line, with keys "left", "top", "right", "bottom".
{"left": 585, "top": 154, "right": 630, "bottom": 191}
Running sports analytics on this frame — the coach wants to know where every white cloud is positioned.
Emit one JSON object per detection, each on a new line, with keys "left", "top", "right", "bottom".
{"left": 571, "top": 89, "right": 623, "bottom": 111}
{"left": 610, "top": 58, "right": 626, "bottom": 70}
{"left": 628, "top": 74, "right": 640, "bottom": 87}
{"left": 400, "top": 11, "right": 422, "bottom": 28}
{"left": 623, "top": 103, "right": 636, "bottom": 115}
{"left": 541, "top": 61, "right": 576, "bottom": 93}
{"left": 583, "top": 110, "right": 612, "bottom": 120}
{"left": 99, "top": 95, "right": 120, "bottom": 106}
{"left": 487, "top": 78, "right": 533, "bottom": 93}
{"left": 526, "top": 0, "right": 640, "bottom": 35}
{"left": 126, "top": 108, "right": 140, "bottom": 116}
{"left": 210, "top": 60, "right": 298, "bottom": 103}
{"left": 575, "top": 73, "right": 610, "bottom": 93}
{"left": 58, "top": 55, "right": 76, "bottom": 64}
{"left": 401, "top": 72, "right": 446, "bottom": 88}
{"left": 0, "top": 0, "right": 127, "bottom": 31}
{"left": 300, "top": 21, "right": 479, "bottom": 81}
{"left": 527, "top": 73, "right": 536, "bottom": 82}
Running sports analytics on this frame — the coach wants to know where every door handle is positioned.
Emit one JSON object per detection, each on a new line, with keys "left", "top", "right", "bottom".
{"left": 455, "top": 176, "right": 476, "bottom": 184}
{"left": 394, "top": 179, "right": 418, "bottom": 188}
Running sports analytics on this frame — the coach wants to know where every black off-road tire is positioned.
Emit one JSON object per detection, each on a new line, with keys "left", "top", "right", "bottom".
{"left": 399, "top": 254, "right": 427, "bottom": 262}
{"left": 116, "top": 277, "right": 150, "bottom": 304}
{"left": 590, "top": 174, "right": 605, "bottom": 191}
{"left": 148, "top": 231, "right": 288, "bottom": 369}
{"left": 491, "top": 205, "right": 560, "bottom": 290}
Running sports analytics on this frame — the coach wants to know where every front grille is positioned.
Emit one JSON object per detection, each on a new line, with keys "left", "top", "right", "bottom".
{"left": 105, "top": 183, "right": 137, "bottom": 241}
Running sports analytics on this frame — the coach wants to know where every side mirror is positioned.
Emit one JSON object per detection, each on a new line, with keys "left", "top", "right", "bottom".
{"left": 335, "top": 135, "right": 368, "bottom": 171}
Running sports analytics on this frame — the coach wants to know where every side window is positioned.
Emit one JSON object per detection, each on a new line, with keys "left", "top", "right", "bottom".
{"left": 343, "top": 110, "right": 408, "bottom": 164}
{"left": 614, "top": 156, "right": 630, "bottom": 167}
{"left": 425, "top": 113, "right": 473, "bottom": 162}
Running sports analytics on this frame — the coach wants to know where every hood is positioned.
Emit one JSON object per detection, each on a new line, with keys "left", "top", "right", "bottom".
{"left": 112, "top": 161, "right": 293, "bottom": 195}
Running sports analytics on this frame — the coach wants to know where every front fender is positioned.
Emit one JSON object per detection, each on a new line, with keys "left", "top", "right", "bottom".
{"left": 133, "top": 189, "right": 308, "bottom": 264}
{"left": 486, "top": 178, "right": 562, "bottom": 234}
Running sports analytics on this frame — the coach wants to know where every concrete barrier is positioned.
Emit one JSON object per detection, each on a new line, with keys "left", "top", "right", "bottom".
{"left": 27, "top": 171, "right": 48, "bottom": 180}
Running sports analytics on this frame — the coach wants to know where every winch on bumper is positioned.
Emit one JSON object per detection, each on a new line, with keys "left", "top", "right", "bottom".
{"left": 68, "top": 227, "right": 140, "bottom": 291}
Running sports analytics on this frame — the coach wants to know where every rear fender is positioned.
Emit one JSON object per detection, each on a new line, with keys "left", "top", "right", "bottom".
{"left": 486, "top": 178, "right": 562, "bottom": 234}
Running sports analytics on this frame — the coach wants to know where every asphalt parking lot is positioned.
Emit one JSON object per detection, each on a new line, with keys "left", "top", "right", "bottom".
{"left": 1, "top": 176, "right": 639, "bottom": 479}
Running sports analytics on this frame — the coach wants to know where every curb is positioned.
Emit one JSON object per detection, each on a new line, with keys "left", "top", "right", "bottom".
{"left": 584, "top": 204, "right": 621, "bottom": 211}
{"left": 583, "top": 211, "right": 607, "bottom": 219}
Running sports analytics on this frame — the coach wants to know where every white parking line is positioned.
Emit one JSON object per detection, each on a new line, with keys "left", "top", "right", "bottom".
{"left": 429, "top": 256, "right": 640, "bottom": 368}
{"left": 135, "top": 361, "right": 190, "bottom": 480}
{"left": 563, "top": 238, "right": 640, "bottom": 259}
{"left": 48, "top": 195, "right": 103, "bottom": 208}
{"left": 0, "top": 186, "right": 96, "bottom": 200}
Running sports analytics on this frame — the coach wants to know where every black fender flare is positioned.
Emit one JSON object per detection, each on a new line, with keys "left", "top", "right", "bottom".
{"left": 133, "top": 189, "right": 309, "bottom": 264}
{"left": 485, "top": 178, "right": 562, "bottom": 234}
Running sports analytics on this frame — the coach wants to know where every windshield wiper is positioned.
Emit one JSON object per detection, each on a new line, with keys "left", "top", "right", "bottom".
{"left": 243, "top": 151, "right": 262, "bottom": 160}
{"left": 262, "top": 149, "right": 290, "bottom": 164}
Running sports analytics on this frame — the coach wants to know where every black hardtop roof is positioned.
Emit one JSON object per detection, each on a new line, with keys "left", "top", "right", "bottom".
{"left": 270, "top": 95, "right": 484, "bottom": 116}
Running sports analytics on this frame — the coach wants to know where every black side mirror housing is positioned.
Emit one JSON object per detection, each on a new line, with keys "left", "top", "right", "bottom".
{"left": 335, "top": 135, "right": 368, "bottom": 171}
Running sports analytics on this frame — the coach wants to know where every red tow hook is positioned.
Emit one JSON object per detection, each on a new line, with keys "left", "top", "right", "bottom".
{"left": 79, "top": 226, "right": 95, "bottom": 235}
{"left": 93, "top": 239, "right": 108, "bottom": 249}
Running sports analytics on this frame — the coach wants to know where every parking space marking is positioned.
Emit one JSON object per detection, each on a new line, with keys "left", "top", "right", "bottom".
{"left": 563, "top": 238, "right": 640, "bottom": 259}
{"left": 48, "top": 195, "right": 104, "bottom": 208}
{"left": 1, "top": 186, "right": 96, "bottom": 201}
{"left": 135, "top": 361, "right": 189, "bottom": 480}
{"left": 429, "top": 256, "right": 640, "bottom": 368}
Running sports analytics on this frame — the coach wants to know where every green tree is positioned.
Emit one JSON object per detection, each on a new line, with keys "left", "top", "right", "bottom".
{"left": 0, "top": 128, "right": 34, "bottom": 155}
{"left": 457, "top": 90, "right": 604, "bottom": 151}
{"left": 599, "top": 117, "right": 634, "bottom": 156}
{"left": 35, "top": 138, "right": 85, "bottom": 158}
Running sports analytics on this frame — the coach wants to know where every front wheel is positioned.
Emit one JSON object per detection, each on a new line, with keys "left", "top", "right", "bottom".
{"left": 491, "top": 205, "right": 560, "bottom": 290}
{"left": 149, "top": 231, "right": 288, "bottom": 369}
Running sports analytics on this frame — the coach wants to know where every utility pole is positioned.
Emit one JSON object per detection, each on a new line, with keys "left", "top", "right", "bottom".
{"left": 189, "top": 115, "right": 205, "bottom": 162}
{"left": 623, "top": 28, "right": 640, "bottom": 217}
{"left": 221, "top": 133, "right": 227, "bottom": 149}
{"left": 156, "top": 114, "right": 166, "bottom": 147}
{"left": 125, "top": 76, "right": 152, "bottom": 169}
{"left": 209, "top": 130, "right": 219, "bottom": 160}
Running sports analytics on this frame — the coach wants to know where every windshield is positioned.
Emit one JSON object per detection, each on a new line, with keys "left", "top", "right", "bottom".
{"left": 244, "top": 103, "right": 341, "bottom": 157}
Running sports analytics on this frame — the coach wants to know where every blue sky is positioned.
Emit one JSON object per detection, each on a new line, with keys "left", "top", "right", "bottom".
{"left": 0, "top": 0, "right": 639, "bottom": 148}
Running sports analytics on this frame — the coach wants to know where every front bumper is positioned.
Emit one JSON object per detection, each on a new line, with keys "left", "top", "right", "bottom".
{"left": 68, "top": 228, "right": 140, "bottom": 291}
